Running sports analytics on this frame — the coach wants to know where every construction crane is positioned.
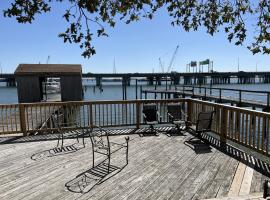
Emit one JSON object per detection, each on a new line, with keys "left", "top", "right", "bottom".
{"left": 46, "top": 56, "right": 50, "bottom": 64}
{"left": 159, "top": 58, "right": 164, "bottom": 73}
{"left": 113, "top": 58, "right": 117, "bottom": 74}
{"left": 166, "top": 45, "right": 179, "bottom": 73}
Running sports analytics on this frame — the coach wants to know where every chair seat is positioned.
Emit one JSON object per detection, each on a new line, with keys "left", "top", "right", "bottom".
{"left": 95, "top": 142, "right": 126, "bottom": 155}
{"left": 173, "top": 120, "right": 185, "bottom": 125}
{"left": 146, "top": 121, "right": 158, "bottom": 125}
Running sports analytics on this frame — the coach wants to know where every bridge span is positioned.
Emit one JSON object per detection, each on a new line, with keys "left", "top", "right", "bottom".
{"left": 1, "top": 71, "right": 270, "bottom": 86}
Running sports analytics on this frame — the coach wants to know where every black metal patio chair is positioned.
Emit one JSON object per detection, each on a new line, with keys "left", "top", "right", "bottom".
{"left": 187, "top": 111, "right": 215, "bottom": 138}
{"left": 51, "top": 113, "right": 86, "bottom": 150}
{"left": 184, "top": 111, "right": 215, "bottom": 153}
{"left": 142, "top": 104, "right": 161, "bottom": 136}
{"left": 87, "top": 126, "right": 129, "bottom": 173}
{"left": 167, "top": 103, "right": 188, "bottom": 135}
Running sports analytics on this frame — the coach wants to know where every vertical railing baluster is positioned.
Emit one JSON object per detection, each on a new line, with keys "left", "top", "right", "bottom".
{"left": 136, "top": 101, "right": 141, "bottom": 129}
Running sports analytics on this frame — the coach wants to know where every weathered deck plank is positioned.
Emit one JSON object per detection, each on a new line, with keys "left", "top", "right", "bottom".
{"left": 0, "top": 129, "right": 269, "bottom": 200}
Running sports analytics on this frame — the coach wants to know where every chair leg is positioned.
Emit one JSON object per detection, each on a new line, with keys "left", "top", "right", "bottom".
{"left": 92, "top": 150, "right": 95, "bottom": 168}
{"left": 57, "top": 135, "right": 60, "bottom": 147}
{"left": 76, "top": 133, "right": 79, "bottom": 143}
{"left": 61, "top": 134, "right": 64, "bottom": 150}
{"left": 108, "top": 154, "right": 110, "bottom": 174}
{"left": 82, "top": 133, "right": 85, "bottom": 147}
{"left": 126, "top": 137, "right": 129, "bottom": 164}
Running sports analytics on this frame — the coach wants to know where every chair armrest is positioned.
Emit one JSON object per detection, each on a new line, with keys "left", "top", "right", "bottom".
{"left": 157, "top": 111, "right": 162, "bottom": 123}
{"left": 180, "top": 109, "right": 188, "bottom": 118}
{"left": 167, "top": 113, "right": 174, "bottom": 121}
{"left": 142, "top": 113, "right": 146, "bottom": 119}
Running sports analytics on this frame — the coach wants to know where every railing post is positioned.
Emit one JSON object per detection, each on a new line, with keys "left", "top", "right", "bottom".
{"left": 89, "top": 102, "right": 93, "bottom": 128}
{"left": 140, "top": 86, "right": 142, "bottom": 99}
{"left": 267, "top": 92, "right": 270, "bottom": 108}
{"left": 136, "top": 101, "right": 141, "bottom": 129}
{"left": 239, "top": 90, "right": 242, "bottom": 106}
{"left": 220, "top": 107, "right": 228, "bottom": 149}
{"left": 19, "top": 104, "right": 27, "bottom": 136}
{"left": 187, "top": 99, "right": 193, "bottom": 127}
{"left": 219, "top": 89, "right": 222, "bottom": 103}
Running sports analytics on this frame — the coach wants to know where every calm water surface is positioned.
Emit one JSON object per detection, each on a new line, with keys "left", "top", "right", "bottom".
{"left": 0, "top": 81, "right": 270, "bottom": 104}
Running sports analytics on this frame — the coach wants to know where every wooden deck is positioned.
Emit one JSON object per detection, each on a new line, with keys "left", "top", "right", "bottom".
{"left": 0, "top": 127, "right": 269, "bottom": 200}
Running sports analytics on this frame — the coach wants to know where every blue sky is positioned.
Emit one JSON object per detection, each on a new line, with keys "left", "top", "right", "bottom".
{"left": 0, "top": 2, "right": 269, "bottom": 73}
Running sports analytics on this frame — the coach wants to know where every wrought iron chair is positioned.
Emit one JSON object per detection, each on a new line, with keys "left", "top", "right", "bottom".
{"left": 51, "top": 113, "right": 86, "bottom": 150}
{"left": 88, "top": 126, "right": 129, "bottom": 173}
{"left": 142, "top": 104, "right": 161, "bottom": 135}
{"left": 167, "top": 103, "right": 188, "bottom": 134}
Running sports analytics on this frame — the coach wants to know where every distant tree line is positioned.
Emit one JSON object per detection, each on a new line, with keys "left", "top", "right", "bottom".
{"left": 3, "top": 1, "right": 270, "bottom": 58}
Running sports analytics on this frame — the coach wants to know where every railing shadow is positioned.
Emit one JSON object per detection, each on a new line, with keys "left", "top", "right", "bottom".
{"left": 65, "top": 160, "right": 127, "bottom": 194}
{"left": 199, "top": 132, "right": 270, "bottom": 177}
{"left": 0, "top": 128, "right": 138, "bottom": 145}
{"left": 31, "top": 143, "right": 85, "bottom": 161}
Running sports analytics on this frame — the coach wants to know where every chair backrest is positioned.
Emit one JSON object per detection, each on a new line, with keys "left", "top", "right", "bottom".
{"left": 51, "top": 113, "right": 64, "bottom": 128}
{"left": 142, "top": 104, "right": 157, "bottom": 122}
{"left": 196, "top": 111, "right": 215, "bottom": 133}
{"left": 167, "top": 104, "right": 183, "bottom": 120}
{"left": 89, "top": 126, "right": 110, "bottom": 151}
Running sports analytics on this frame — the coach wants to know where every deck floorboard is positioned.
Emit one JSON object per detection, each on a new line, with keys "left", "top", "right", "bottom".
{"left": 0, "top": 128, "right": 269, "bottom": 200}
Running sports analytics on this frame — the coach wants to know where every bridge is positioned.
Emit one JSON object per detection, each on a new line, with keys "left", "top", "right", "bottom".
{"left": 2, "top": 71, "right": 270, "bottom": 86}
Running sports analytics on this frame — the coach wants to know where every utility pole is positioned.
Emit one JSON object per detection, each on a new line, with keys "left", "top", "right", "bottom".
{"left": 46, "top": 55, "right": 50, "bottom": 64}
{"left": 113, "top": 58, "right": 116, "bottom": 74}
{"left": 237, "top": 57, "right": 240, "bottom": 72}
{"left": 256, "top": 61, "right": 260, "bottom": 72}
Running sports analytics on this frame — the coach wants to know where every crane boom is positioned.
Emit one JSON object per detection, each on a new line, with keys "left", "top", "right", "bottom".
{"left": 159, "top": 58, "right": 164, "bottom": 73}
{"left": 167, "top": 45, "right": 179, "bottom": 73}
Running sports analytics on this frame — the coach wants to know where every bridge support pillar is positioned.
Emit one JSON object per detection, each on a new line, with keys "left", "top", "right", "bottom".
{"left": 147, "top": 77, "right": 154, "bottom": 85}
{"left": 155, "top": 77, "right": 162, "bottom": 85}
{"left": 96, "top": 77, "right": 102, "bottom": 87}
{"left": 6, "top": 78, "right": 16, "bottom": 87}
{"left": 172, "top": 75, "right": 180, "bottom": 85}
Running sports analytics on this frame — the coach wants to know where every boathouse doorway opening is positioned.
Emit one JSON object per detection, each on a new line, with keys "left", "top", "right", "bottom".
{"left": 41, "top": 77, "right": 61, "bottom": 102}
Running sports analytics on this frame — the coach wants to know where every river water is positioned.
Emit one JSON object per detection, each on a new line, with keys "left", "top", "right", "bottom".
{"left": 0, "top": 81, "right": 270, "bottom": 104}
{"left": 0, "top": 80, "right": 270, "bottom": 104}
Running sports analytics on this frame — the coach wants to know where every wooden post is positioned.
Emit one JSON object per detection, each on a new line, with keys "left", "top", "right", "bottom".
{"left": 140, "top": 86, "right": 142, "bottom": 99}
{"left": 19, "top": 104, "right": 27, "bottom": 136}
{"left": 219, "top": 89, "right": 222, "bottom": 103}
{"left": 136, "top": 101, "right": 141, "bottom": 129}
{"left": 135, "top": 79, "right": 138, "bottom": 99}
{"left": 154, "top": 84, "right": 157, "bottom": 99}
{"left": 187, "top": 99, "right": 193, "bottom": 127}
{"left": 267, "top": 92, "right": 270, "bottom": 108}
{"left": 89, "top": 102, "right": 93, "bottom": 128}
{"left": 220, "top": 107, "right": 228, "bottom": 149}
{"left": 239, "top": 90, "right": 242, "bottom": 105}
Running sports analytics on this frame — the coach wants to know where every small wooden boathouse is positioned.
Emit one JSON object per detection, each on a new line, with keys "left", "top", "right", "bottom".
{"left": 14, "top": 64, "right": 83, "bottom": 103}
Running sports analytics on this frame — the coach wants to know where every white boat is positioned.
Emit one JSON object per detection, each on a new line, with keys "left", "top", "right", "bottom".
{"left": 44, "top": 80, "right": 60, "bottom": 94}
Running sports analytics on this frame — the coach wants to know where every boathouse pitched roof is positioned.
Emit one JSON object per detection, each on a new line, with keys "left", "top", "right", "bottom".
{"left": 15, "top": 64, "right": 82, "bottom": 76}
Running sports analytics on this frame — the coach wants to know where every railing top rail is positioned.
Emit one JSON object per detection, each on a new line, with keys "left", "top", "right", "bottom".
{"left": 189, "top": 98, "right": 270, "bottom": 116}
{"left": 0, "top": 99, "right": 187, "bottom": 107}
{"left": 1, "top": 98, "right": 270, "bottom": 116}
{"left": 184, "top": 85, "right": 270, "bottom": 94}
